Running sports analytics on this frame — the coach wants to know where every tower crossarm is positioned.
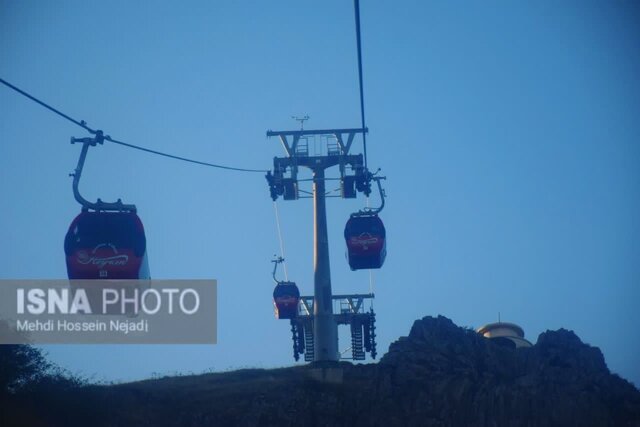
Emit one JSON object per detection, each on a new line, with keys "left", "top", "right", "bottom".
{"left": 274, "top": 154, "right": 363, "bottom": 172}
{"left": 299, "top": 296, "right": 314, "bottom": 316}
{"left": 267, "top": 128, "right": 367, "bottom": 158}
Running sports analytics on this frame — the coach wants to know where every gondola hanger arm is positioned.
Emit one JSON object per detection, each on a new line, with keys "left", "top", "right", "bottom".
{"left": 354, "top": 174, "right": 386, "bottom": 216}
{"left": 271, "top": 256, "right": 286, "bottom": 285}
{"left": 70, "top": 131, "right": 137, "bottom": 212}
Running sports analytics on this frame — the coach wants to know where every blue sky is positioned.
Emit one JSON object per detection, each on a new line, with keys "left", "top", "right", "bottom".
{"left": 1, "top": 1, "right": 639, "bottom": 386}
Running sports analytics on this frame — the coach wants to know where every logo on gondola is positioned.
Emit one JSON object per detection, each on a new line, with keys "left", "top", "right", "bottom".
{"left": 275, "top": 296, "right": 298, "bottom": 306}
{"left": 350, "top": 233, "right": 379, "bottom": 250}
{"left": 77, "top": 244, "right": 129, "bottom": 267}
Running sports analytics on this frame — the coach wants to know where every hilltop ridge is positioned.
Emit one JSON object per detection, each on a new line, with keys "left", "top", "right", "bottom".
{"left": 5, "top": 315, "right": 640, "bottom": 427}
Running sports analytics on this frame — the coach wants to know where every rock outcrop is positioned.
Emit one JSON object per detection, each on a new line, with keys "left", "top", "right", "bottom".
{"left": 371, "top": 315, "right": 639, "bottom": 426}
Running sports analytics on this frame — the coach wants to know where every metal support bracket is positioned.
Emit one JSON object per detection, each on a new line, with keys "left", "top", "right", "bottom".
{"left": 70, "top": 131, "right": 136, "bottom": 212}
{"left": 354, "top": 175, "right": 387, "bottom": 216}
{"left": 266, "top": 128, "right": 367, "bottom": 158}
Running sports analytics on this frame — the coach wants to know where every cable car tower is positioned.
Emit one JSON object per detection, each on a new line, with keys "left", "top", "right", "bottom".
{"left": 266, "top": 125, "right": 381, "bottom": 362}
{"left": 265, "top": 0, "right": 384, "bottom": 364}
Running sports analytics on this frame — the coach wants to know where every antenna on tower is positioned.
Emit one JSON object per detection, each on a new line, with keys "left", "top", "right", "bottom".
{"left": 291, "top": 115, "right": 310, "bottom": 130}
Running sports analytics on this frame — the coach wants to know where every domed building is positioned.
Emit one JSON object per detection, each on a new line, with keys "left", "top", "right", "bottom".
{"left": 477, "top": 322, "right": 533, "bottom": 348}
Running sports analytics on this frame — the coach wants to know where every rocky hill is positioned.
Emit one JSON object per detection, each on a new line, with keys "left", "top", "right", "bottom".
{"left": 5, "top": 315, "right": 640, "bottom": 426}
